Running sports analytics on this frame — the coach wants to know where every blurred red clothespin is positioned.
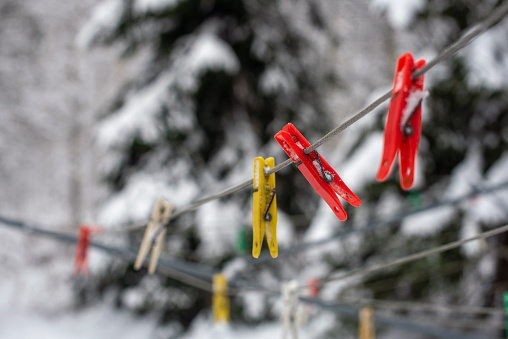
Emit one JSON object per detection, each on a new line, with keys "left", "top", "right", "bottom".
{"left": 275, "top": 123, "right": 361, "bottom": 221}
{"left": 307, "top": 278, "right": 320, "bottom": 298}
{"left": 377, "top": 52, "right": 426, "bottom": 190}
{"left": 302, "top": 278, "right": 321, "bottom": 317}
{"left": 73, "top": 225, "right": 103, "bottom": 276}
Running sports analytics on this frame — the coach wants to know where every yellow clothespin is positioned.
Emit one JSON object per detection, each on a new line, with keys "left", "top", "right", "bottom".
{"left": 134, "top": 199, "right": 173, "bottom": 274}
{"left": 213, "top": 274, "right": 230, "bottom": 324}
{"left": 359, "top": 306, "right": 375, "bottom": 339}
{"left": 252, "top": 156, "right": 277, "bottom": 258}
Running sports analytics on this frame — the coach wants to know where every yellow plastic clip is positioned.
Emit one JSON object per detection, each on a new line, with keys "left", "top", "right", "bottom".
{"left": 252, "top": 156, "right": 278, "bottom": 258}
{"left": 134, "top": 199, "right": 173, "bottom": 274}
{"left": 359, "top": 306, "right": 375, "bottom": 339}
{"left": 213, "top": 274, "right": 230, "bottom": 324}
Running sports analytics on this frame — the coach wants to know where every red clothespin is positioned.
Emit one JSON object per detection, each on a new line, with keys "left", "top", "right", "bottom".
{"left": 73, "top": 225, "right": 103, "bottom": 276}
{"left": 377, "top": 52, "right": 426, "bottom": 190}
{"left": 275, "top": 123, "right": 361, "bottom": 221}
{"left": 307, "top": 278, "right": 320, "bottom": 298}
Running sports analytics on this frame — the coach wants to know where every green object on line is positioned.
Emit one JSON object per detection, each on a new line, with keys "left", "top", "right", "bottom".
{"left": 408, "top": 190, "right": 422, "bottom": 209}
{"left": 504, "top": 292, "right": 508, "bottom": 338}
{"left": 236, "top": 226, "right": 248, "bottom": 254}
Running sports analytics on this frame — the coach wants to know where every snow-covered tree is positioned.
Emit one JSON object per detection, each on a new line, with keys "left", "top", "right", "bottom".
{"left": 79, "top": 0, "right": 341, "bottom": 333}
{"left": 307, "top": 1, "right": 508, "bottom": 337}
{"left": 79, "top": 0, "right": 508, "bottom": 337}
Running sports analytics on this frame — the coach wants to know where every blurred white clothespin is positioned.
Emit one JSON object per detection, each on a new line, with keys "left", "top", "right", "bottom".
{"left": 134, "top": 199, "right": 173, "bottom": 274}
{"left": 281, "top": 280, "right": 300, "bottom": 339}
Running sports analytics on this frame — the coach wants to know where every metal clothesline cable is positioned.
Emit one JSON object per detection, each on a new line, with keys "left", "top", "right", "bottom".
{"left": 90, "top": 1, "right": 508, "bottom": 237}
{"left": 357, "top": 259, "right": 466, "bottom": 295}
{"left": 100, "top": 180, "right": 508, "bottom": 279}
{"left": 299, "top": 297, "right": 486, "bottom": 339}
{"left": 142, "top": 1, "right": 508, "bottom": 238}
{"left": 337, "top": 296, "right": 504, "bottom": 316}
{"left": 315, "top": 223, "right": 508, "bottom": 288}
{"left": 99, "top": 181, "right": 508, "bottom": 292}
{"left": 398, "top": 316, "right": 505, "bottom": 331}
{"left": 245, "top": 180, "right": 508, "bottom": 264}
{"left": 155, "top": 180, "right": 508, "bottom": 239}
{"left": 0, "top": 215, "right": 495, "bottom": 339}
{"left": 0, "top": 215, "right": 215, "bottom": 291}
{"left": 10, "top": 179, "right": 508, "bottom": 290}
{"left": 227, "top": 279, "right": 492, "bottom": 338}
{"left": 2, "top": 208, "right": 506, "bottom": 308}
{"left": 0, "top": 221, "right": 483, "bottom": 339}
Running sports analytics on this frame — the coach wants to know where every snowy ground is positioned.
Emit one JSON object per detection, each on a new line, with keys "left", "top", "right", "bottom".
{"left": 0, "top": 305, "right": 157, "bottom": 339}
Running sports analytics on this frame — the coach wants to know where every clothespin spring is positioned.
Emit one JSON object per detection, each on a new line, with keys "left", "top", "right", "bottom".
{"left": 402, "top": 98, "right": 424, "bottom": 137}
{"left": 313, "top": 151, "right": 333, "bottom": 183}
{"left": 263, "top": 189, "right": 276, "bottom": 221}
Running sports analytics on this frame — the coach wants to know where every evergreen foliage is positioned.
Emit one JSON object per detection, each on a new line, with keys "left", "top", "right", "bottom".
{"left": 81, "top": 0, "right": 508, "bottom": 337}
{"left": 336, "top": 2, "right": 508, "bottom": 337}
{"left": 84, "top": 0, "right": 338, "bottom": 333}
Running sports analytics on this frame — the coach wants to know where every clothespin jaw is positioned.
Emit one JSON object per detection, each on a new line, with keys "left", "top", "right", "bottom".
{"left": 252, "top": 156, "right": 278, "bottom": 258}
{"left": 281, "top": 280, "right": 300, "bottom": 339}
{"left": 275, "top": 123, "right": 361, "bottom": 221}
{"left": 359, "top": 306, "right": 375, "bottom": 339}
{"left": 377, "top": 52, "right": 426, "bottom": 190}
{"left": 73, "top": 225, "right": 103, "bottom": 276}
{"left": 213, "top": 274, "right": 230, "bottom": 324}
{"left": 134, "top": 199, "right": 173, "bottom": 274}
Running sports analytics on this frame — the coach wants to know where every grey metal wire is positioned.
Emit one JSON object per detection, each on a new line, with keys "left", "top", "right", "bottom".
{"left": 300, "top": 297, "right": 488, "bottom": 339}
{"left": 0, "top": 215, "right": 215, "bottom": 290}
{"left": 147, "top": 0, "right": 508, "bottom": 235}
{"left": 411, "top": 0, "right": 508, "bottom": 80}
{"left": 319, "top": 223, "right": 508, "bottom": 286}
{"left": 336, "top": 296, "right": 504, "bottom": 316}
{"left": 246, "top": 180, "right": 508, "bottom": 264}
{"left": 0, "top": 214, "right": 495, "bottom": 338}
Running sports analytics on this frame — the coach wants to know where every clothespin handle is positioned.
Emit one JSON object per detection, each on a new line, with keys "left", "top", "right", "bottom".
{"left": 213, "top": 274, "right": 230, "bottom": 324}
{"left": 252, "top": 156, "right": 278, "bottom": 258}
{"left": 275, "top": 124, "right": 360, "bottom": 221}
{"left": 73, "top": 225, "right": 102, "bottom": 276}
{"left": 377, "top": 53, "right": 426, "bottom": 190}
{"left": 149, "top": 203, "right": 172, "bottom": 274}
{"left": 134, "top": 199, "right": 172, "bottom": 274}
{"left": 359, "top": 306, "right": 375, "bottom": 339}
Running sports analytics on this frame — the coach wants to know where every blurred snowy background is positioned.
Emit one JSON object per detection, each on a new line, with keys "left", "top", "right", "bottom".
{"left": 1, "top": 0, "right": 508, "bottom": 338}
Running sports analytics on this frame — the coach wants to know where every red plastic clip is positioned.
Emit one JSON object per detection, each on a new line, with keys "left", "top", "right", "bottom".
{"left": 73, "top": 225, "right": 103, "bottom": 276}
{"left": 307, "top": 278, "right": 320, "bottom": 297}
{"left": 275, "top": 123, "right": 361, "bottom": 221}
{"left": 377, "top": 52, "right": 426, "bottom": 190}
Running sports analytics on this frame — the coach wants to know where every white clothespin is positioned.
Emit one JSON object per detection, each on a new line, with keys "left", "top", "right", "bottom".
{"left": 134, "top": 199, "right": 173, "bottom": 274}
{"left": 281, "top": 280, "right": 300, "bottom": 339}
